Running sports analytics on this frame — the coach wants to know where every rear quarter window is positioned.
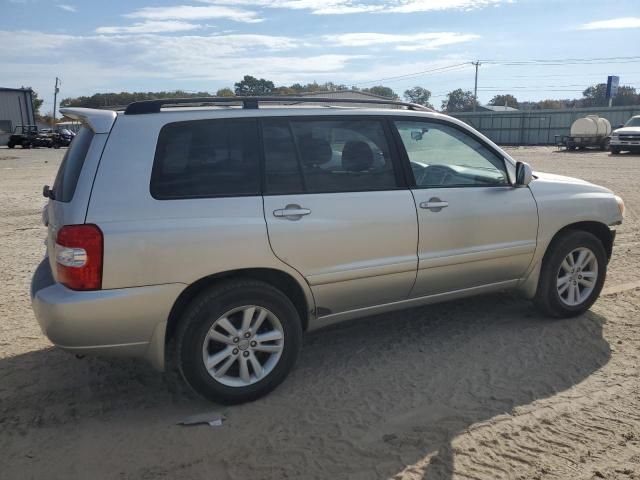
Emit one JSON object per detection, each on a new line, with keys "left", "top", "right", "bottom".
{"left": 52, "top": 127, "right": 94, "bottom": 203}
{"left": 151, "top": 118, "right": 260, "bottom": 199}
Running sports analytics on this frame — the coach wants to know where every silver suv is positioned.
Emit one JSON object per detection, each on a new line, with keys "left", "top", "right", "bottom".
{"left": 31, "top": 96, "right": 625, "bottom": 404}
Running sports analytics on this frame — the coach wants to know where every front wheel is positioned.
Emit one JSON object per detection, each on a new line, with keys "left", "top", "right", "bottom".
{"left": 611, "top": 147, "right": 621, "bottom": 155}
{"left": 534, "top": 230, "right": 607, "bottom": 318}
{"left": 176, "top": 280, "right": 303, "bottom": 404}
{"left": 7, "top": 142, "right": 14, "bottom": 149}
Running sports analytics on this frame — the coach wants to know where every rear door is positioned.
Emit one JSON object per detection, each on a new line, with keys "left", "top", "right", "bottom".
{"left": 46, "top": 127, "right": 108, "bottom": 280}
{"left": 392, "top": 118, "right": 538, "bottom": 298}
{"left": 261, "top": 116, "right": 418, "bottom": 315}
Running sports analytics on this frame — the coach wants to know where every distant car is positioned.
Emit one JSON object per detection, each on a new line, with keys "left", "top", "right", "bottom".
{"left": 31, "top": 96, "right": 625, "bottom": 404}
{"left": 7, "top": 125, "right": 50, "bottom": 148}
{"left": 52, "top": 128, "right": 75, "bottom": 147}
{"left": 610, "top": 116, "right": 640, "bottom": 154}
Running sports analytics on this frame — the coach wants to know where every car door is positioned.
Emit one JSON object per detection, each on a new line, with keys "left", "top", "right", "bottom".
{"left": 261, "top": 116, "right": 418, "bottom": 315}
{"left": 392, "top": 118, "right": 538, "bottom": 298}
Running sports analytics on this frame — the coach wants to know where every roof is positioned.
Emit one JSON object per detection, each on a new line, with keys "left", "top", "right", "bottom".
{"left": 299, "top": 90, "right": 394, "bottom": 101}
{"left": 479, "top": 105, "right": 519, "bottom": 112}
{"left": 0, "top": 87, "right": 34, "bottom": 93}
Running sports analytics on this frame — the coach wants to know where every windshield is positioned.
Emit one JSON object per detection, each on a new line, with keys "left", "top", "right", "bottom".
{"left": 624, "top": 117, "right": 640, "bottom": 128}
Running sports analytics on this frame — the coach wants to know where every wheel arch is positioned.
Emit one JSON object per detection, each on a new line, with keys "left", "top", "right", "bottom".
{"left": 518, "top": 220, "right": 614, "bottom": 299}
{"left": 545, "top": 221, "right": 614, "bottom": 262}
{"left": 165, "top": 268, "right": 313, "bottom": 347}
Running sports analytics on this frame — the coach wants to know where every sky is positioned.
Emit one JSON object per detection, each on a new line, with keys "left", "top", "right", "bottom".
{"left": 2, "top": 0, "right": 640, "bottom": 114}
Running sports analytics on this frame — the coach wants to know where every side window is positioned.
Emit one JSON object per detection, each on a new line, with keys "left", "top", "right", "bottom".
{"left": 263, "top": 118, "right": 398, "bottom": 194}
{"left": 52, "top": 127, "right": 94, "bottom": 202}
{"left": 151, "top": 119, "right": 260, "bottom": 199}
{"left": 394, "top": 120, "right": 508, "bottom": 188}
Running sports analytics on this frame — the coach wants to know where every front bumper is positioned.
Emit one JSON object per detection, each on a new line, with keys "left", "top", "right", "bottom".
{"left": 30, "top": 259, "right": 184, "bottom": 371}
{"left": 611, "top": 139, "right": 640, "bottom": 151}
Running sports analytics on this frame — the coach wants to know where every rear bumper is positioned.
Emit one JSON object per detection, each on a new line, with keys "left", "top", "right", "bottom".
{"left": 30, "top": 258, "right": 184, "bottom": 371}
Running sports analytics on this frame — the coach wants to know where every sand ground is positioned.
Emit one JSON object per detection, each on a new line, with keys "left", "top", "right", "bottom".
{"left": 0, "top": 145, "right": 639, "bottom": 480}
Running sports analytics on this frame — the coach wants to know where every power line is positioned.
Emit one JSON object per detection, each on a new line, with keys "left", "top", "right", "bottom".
{"left": 354, "top": 62, "right": 471, "bottom": 86}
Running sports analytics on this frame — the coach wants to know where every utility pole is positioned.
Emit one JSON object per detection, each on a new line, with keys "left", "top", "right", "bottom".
{"left": 52, "top": 77, "right": 60, "bottom": 129}
{"left": 472, "top": 61, "right": 481, "bottom": 112}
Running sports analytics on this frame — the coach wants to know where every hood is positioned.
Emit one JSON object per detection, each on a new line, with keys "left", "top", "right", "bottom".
{"left": 613, "top": 126, "right": 640, "bottom": 134}
{"left": 532, "top": 171, "right": 613, "bottom": 194}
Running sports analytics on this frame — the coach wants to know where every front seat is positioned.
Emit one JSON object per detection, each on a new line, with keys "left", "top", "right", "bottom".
{"left": 341, "top": 140, "right": 374, "bottom": 172}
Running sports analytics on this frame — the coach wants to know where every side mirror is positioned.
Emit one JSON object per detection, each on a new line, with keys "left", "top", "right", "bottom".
{"left": 515, "top": 161, "right": 533, "bottom": 186}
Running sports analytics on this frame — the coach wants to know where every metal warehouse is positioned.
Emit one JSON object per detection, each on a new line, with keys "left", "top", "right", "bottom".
{"left": 0, "top": 87, "right": 36, "bottom": 146}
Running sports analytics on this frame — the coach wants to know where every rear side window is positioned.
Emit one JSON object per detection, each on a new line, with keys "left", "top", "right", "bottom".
{"left": 262, "top": 117, "right": 398, "bottom": 194}
{"left": 52, "top": 127, "right": 94, "bottom": 202}
{"left": 151, "top": 119, "right": 260, "bottom": 199}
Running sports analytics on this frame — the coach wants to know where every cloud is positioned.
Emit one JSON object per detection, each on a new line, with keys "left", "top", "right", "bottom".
{"left": 96, "top": 21, "right": 202, "bottom": 34}
{"left": 325, "top": 32, "right": 480, "bottom": 50}
{"left": 579, "top": 17, "right": 640, "bottom": 30}
{"left": 56, "top": 4, "right": 77, "bottom": 12}
{"left": 125, "top": 5, "right": 263, "bottom": 23}
{"left": 200, "top": 0, "right": 509, "bottom": 14}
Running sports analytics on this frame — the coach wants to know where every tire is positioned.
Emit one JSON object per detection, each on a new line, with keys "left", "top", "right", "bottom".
{"left": 534, "top": 230, "right": 607, "bottom": 318}
{"left": 611, "top": 147, "right": 621, "bottom": 155}
{"left": 600, "top": 139, "right": 610, "bottom": 151}
{"left": 176, "top": 279, "right": 303, "bottom": 404}
{"left": 7, "top": 142, "right": 14, "bottom": 149}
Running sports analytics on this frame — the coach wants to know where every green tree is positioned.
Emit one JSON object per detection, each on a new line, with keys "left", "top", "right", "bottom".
{"left": 234, "top": 75, "right": 275, "bottom": 96}
{"left": 581, "top": 83, "right": 608, "bottom": 107}
{"left": 579, "top": 83, "right": 639, "bottom": 107}
{"left": 60, "top": 91, "right": 212, "bottom": 108}
{"left": 441, "top": 89, "right": 477, "bottom": 112}
{"left": 30, "top": 89, "right": 44, "bottom": 115}
{"left": 403, "top": 86, "right": 433, "bottom": 108}
{"left": 216, "top": 87, "right": 235, "bottom": 97}
{"left": 488, "top": 94, "right": 519, "bottom": 109}
{"left": 362, "top": 85, "right": 399, "bottom": 99}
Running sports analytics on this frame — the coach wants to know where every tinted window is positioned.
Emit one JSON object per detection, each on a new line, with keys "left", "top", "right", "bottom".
{"left": 52, "top": 127, "right": 94, "bottom": 202}
{"left": 262, "top": 120, "right": 304, "bottom": 194}
{"left": 151, "top": 119, "right": 260, "bottom": 199}
{"left": 263, "top": 118, "right": 397, "bottom": 194}
{"left": 395, "top": 120, "right": 508, "bottom": 188}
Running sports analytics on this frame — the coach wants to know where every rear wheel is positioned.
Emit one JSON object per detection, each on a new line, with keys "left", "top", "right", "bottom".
{"left": 177, "top": 280, "right": 303, "bottom": 404}
{"left": 534, "top": 231, "right": 607, "bottom": 318}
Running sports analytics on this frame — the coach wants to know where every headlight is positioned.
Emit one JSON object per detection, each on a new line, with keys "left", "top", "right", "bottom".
{"left": 615, "top": 195, "right": 625, "bottom": 217}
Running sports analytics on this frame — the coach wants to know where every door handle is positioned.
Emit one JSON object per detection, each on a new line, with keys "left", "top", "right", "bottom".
{"left": 419, "top": 197, "right": 449, "bottom": 212}
{"left": 273, "top": 204, "right": 312, "bottom": 220}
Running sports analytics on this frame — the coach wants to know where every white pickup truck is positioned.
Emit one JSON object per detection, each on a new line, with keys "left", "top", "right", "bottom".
{"left": 611, "top": 115, "right": 640, "bottom": 154}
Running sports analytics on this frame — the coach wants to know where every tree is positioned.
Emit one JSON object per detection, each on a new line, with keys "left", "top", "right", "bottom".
{"left": 488, "top": 94, "right": 519, "bottom": 109}
{"left": 441, "top": 89, "right": 477, "bottom": 112}
{"left": 234, "top": 75, "right": 275, "bottom": 96}
{"left": 30, "top": 89, "right": 44, "bottom": 116}
{"left": 60, "top": 91, "right": 212, "bottom": 108}
{"left": 403, "top": 86, "right": 433, "bottom": 108}
{"left": 216, "top": 87, "right": 235, "bottom": 97}
{"left": 581, "top": 83, "right": 607, "bottom": 107}
{"left": 362, "top": 85, "right": 399, "bottom": 99}
{"left": 581, "top": 83, "right": 639, "bottom": 107}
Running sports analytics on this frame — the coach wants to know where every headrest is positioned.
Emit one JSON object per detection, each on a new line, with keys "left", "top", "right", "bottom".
{"left": 298, "top": 137, "right": 333, "bottom": 167}
{"left": 342, "top": 141, "right": 374, "bottom": 172}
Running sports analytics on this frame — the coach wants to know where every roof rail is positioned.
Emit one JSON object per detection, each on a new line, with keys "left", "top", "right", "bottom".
{"left": 123, "top": 96, "right": 432, "bottom": 115}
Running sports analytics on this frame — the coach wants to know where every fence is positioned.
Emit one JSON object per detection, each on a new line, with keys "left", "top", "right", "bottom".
{"left": 451, "top": 106, "right": 640, "bottom": 146}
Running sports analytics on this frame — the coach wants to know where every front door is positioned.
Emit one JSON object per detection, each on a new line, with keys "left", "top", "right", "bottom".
{"left": 261, "top": 116, "right": 418, "bottom": 315}
{"left": 392, "top": 118, "right": 538, "bottom": 298}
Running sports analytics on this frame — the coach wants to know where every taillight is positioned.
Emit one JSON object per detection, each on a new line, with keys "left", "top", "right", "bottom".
{"left": 55, "top": 224, "right": 103, "bottom": 290}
